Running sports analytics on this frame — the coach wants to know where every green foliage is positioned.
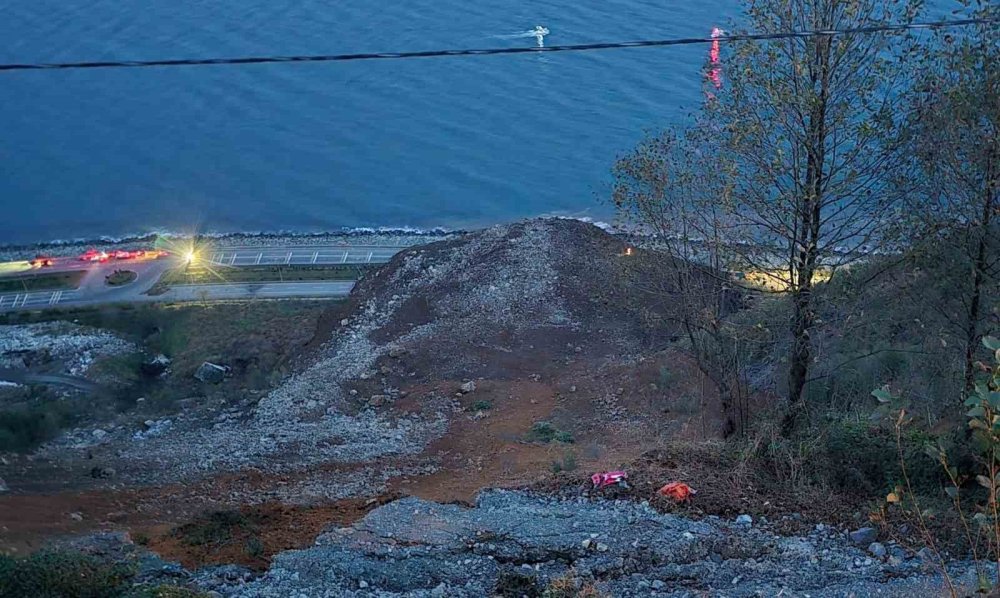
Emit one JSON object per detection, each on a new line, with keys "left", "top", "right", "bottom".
{"left": 657, "top": 366, "right": 675, "bottom": 388}
{"left": 495, "top": 570, "right": 541, "bottom": 598}
{"left": 124, "top": 586, "right": 210, "bottom": 598}
{"left": 173, "top": 510, "right": 251, "bottom": 547}
{"left": 0, "top": 550, "right": 136, "bottom": 598}
{"left": 528, "top": 421, "right": 574, "bottom": 444}
{"left": 554, "top": 431, "right": 575, "bottom": 444}
{"left": 243, "top": 536, "right": 264, "bottom": 560}
{"left": 89, "top": 352, "right": 146, "bottom": 386}
{"left": 551, "top": 451, "right": 579, "bottom": 474}
{"left": 471, "top": 400, "right": 493, "bottom": 412}
{"left": 0, "top": 391, "right": 74, "bottom": 453}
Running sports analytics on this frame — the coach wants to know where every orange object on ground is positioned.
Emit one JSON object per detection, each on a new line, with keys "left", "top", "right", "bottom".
{"left": 658, "top": 481, "right": 696, "bottom": 502}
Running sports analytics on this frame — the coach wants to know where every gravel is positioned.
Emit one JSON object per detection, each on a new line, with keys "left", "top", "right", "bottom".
{"left": 0, "top": 321, "right": 136, "bottom": 376}
{"left": 215, "top": 490, "right": 983, "bottom": 597}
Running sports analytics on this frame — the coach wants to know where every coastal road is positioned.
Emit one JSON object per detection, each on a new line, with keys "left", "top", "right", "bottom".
{"left": 0, "top": 244, "right": 406, "bottom": 313}
{"left": 158, "top": 281, "right": 357, "bottom": 301}
{"left": 207, "top": 246, "right": 402, "bottom": 266}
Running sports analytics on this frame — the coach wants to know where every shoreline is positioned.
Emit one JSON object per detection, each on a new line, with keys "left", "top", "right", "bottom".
{"left": 0, "top": 228, "right": 461, "bottom": 261}
{"left": 0, "top": 216, "right": 614, "bottom": 261}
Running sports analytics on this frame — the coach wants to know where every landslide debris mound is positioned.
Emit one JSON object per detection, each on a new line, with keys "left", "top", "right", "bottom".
{"left": 19, "top": 219, "right": 714, "bottom": 501}
{"left": 349, "top": 218, "right": 681, "bottom": 380}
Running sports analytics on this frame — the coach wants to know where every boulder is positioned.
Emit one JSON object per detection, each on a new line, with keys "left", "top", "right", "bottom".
{"left": 90, "top": 466, "right": 116, "bottom": 479}
{"left": 141, "top": 354, "right": 171, "bottom": 377}
{"left": 459, "top": 381, "right": 477, "bottom": 394}
{"left": 849, "top": 527, "right": 877, "bottom": 545}
{"left": 194, "top": 362, "right": 228, "bottom": 384}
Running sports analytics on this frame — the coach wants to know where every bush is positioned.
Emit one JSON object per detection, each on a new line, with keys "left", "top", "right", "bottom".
{"left": 0, "top": 550, "right": 136, "bottom": 598}
{"left": 471, "top": 400, "right": 493, "bottom": 412}
{"left": 174, "top": 510, "right": 250, "bottom": 547}
{"left": 0, "top": 400, "right": 74, "bottom": 453}
{"left": 124, "top": 586, "right": 210, "bottom": 598}
{"left": 551, "top": 451, "right": 579, "bottom": 474}
{"left": 495, "top": 570, "right": 541, "bottom": 597}
{"left": 528, "top": 421, "right": 574, "bottom": 444}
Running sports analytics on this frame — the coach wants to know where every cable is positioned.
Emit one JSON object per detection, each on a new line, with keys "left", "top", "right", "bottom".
{"left": 0, "top": 17, "right": 992, "bottom": 73}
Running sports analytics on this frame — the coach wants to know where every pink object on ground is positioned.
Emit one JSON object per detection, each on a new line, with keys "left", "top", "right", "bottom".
{"left": 591, "top": 470, "right": 629, "bottom": 489}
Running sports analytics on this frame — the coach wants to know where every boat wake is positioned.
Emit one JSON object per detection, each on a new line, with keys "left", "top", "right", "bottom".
{"left": 492, "top": 26, "right": 550, "bottom": 47}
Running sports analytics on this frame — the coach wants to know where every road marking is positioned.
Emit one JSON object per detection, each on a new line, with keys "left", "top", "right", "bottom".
{"left": 255, "top": 252, "right": 262, "bottom": 265}
{"left": 49, "top": 291, "right": 62, "bottom": 305}
{"left": 367, "top": 251, "right": 373, "bottom": 263}
{"left": 311, "top": 251, "right": 318, "bottom": 264}
{"left": 341, "top": 252, "right": 348, "bottom": 264}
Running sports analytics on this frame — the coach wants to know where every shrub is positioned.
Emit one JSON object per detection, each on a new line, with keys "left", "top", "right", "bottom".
{"left": 495, "top": 570, "right": 541, "bottom": 597}
{"left": 173, "top": 510, "right": 250, "bottom": 547}
{"left": 0, "top": 550, "right": 136, "bottom": 598}
{"left": 471, "top": 400, "right": 493, "bottom": 412}
{"left": 528, "top": 421, "right": 574, "bottom": 444}
{"left": 551, "top": 452, "right": 579, "bottom": 474}
{"left": 243, "top": 536, "right": 264, "bottom": 559}
{"left": 0, "top": 400, "right": 74, "bottom": 453}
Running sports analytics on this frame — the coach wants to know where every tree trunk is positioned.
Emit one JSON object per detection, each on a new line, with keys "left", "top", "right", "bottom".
{"left": 783, "top": 34, "right": 830, "bottom": 435}
{"left": 963, "top": 151, "right": 998, "bottom": 395}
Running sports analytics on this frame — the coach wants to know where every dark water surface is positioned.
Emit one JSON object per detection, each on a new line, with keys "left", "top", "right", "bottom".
{"left": 0, "top": 0, "right": 958, "bottom": 244}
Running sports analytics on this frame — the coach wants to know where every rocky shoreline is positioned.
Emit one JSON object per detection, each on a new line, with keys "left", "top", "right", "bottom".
{"left": 0, "top": 230, "right": 458, "bottom": 262}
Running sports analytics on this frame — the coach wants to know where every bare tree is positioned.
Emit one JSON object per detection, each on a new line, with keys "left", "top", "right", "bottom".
{"left": 613, "top": 127, "right": 753, "bottom": 436}
{"left": 901, "top": 1, "right": 999, "bottom": 397}
{"left": 702, "top": 0, "right": 915, "bottom": 430}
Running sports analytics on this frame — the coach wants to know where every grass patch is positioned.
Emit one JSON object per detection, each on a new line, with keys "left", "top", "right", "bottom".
{"left": 0, "top": 271, "right": 85, "bottom": 294}
{"left": 147, "top": 264, "right": 376, "bottom": 295}
{"left": 527, "top": 421, "right": 574, "bottom": 444}
{"left": 105, "top": 270, "right": 137, "bottom": 286}
{"left": 470, "top": 400, "right": 493, "bottom": 412}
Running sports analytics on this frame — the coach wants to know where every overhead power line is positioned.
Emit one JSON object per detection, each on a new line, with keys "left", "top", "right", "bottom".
{"left": 0, "top": 17, "right": 992, "bottom": 73}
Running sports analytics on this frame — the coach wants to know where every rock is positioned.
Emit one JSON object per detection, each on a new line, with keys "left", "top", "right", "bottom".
{"left": 0, "top": 476, "right": 7, "bottom": 493}
{"left": 652, "top": 580, "right": 666, "bottom": 590}
{"left": 340, "top": 319, "right": 350, "bottom": 326}
{"left": 596, "top": 542, "right": 609, "bottom": 552}
{"left": 140, "top": 354, "right": 171, "bottom": 377}
{"left": 369, "top": 395, "right": 388, "bottom": 407}
{"left": 582, "top": 538, "right": 594, "bottom": 550}
{"left": 916, "top": 547, "right": 936, "bottom": 562}
{"left": 735, "top": 514, "right": 753, "bottom": 526}
{"left": 91, "top": 429, "right": 108, "bottom": 440}
{"left": 868, "top": 542, "right": 886, "bottom": 558}
{"left": 849, "top": 527, "right": 877, "bottom": 545}
{"left": 133, "top": 419, "right": 172, "bottom": 440}
{"left": 569, "top": 385, "right": 577, "bottom": 393}
{"left": 90, "top": 466, "right": 116, "bottom": 479}
{"left": 459, "top": 381, "right": 477, "bottom": 394}
{"left": 69, "top": 512, "right": 84, "bottom": 521}
{"left": 388, "top": 346, "right": 407, "bottom": 358}
{"left": 194, "top": 362, "right": 228, "bottom": 384}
